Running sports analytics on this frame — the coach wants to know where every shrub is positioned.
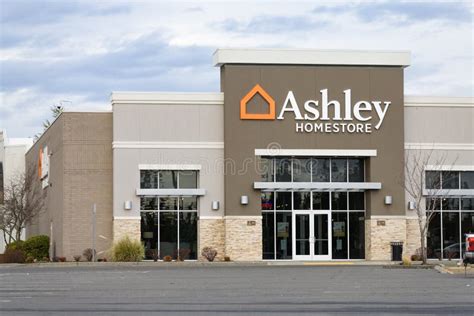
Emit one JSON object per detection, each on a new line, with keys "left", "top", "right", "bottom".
{"left": 163, "top": 255, "right": 172, "bottom": 262}
{"left": 110, "top": 236, "right": 144, "bottom": 262}
{"left": 6, "top": 240, "right": 25, "bottom": 252}
{"left": 83, "top": 248, "right": 96, "bottom": 262}
{"left": 25, "top": 256, "right": 34, "bottom": 263}
{"left": 201, "top": 247, "right": 217, "bottom": 262}
{"left": 224, "top": 256, "right": 231, "bottom": 262}
{"left": 23, "top": 235, "right": 49, "bottom": 260}
{"left": 4, "top": 248, "right": 25, "bottom": 263}
{"left": 402, "top": 256, "right": 412, "bottom": 266}
{"left": 411, "top": 254, "right": 422, "bottom": 261}
{"left": 178, "top": 248, "right": 191, "bottom": 261}
{"left": 73, "top": 255, "right": 81, "bottom": 262}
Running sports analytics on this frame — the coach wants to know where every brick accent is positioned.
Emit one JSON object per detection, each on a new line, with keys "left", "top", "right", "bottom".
{"left": 365, "top": 218, "right": 406, "bottom": 260}
{"left": 198, "top": 218, "right": 225, "bottom": 261}
{"left": 113, "top": 218, "right": 140, "bottom": 242}
{"left": 405, "top": 218, "right": 421, "bottom": 257}
{"left": 224, "top": 216, "right": 262, "bottom": 261}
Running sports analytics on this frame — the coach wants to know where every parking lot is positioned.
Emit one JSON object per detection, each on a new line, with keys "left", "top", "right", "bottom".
{"left": 0, "top": 264, "right": 473, "bottom": 315}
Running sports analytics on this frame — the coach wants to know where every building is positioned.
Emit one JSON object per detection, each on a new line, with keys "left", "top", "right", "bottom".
{"left": 25, "top": 49, "right": 474, "bottom": 261}
{"left": 0, "top": 130, "right": 33, "bottom": 253}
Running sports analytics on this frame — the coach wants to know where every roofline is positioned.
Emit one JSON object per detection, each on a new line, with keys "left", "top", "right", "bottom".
{"left": 213, "top": 48, "right": 411, "bottom": 67}
{"left": 404, "top": 96, "right": 474, "bottom": 107}
{"left": 110, "top": 92, "right": 224, "bottom": 105}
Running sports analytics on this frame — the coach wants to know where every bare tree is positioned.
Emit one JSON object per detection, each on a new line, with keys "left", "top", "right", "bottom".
{"left": 34, "top": 104, "right": 65, "bottom": 141}
{"left": 403, "top": 148, "right": 455, "bottom": 264}
{"left": 0, "top": 167, "right": 44, "bottom": 244}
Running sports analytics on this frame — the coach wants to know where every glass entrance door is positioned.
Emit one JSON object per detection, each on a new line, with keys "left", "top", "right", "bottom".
{"left": 293, "top": 211, "right": 331, "bottom": 260}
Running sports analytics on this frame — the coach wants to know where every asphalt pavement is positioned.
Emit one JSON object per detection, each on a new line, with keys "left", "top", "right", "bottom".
{"left": 0, "top": 264, "right": 473, "bottom": 315}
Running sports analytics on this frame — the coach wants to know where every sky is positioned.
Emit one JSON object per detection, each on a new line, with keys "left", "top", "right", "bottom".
{"left": 0, "top": 0, "right": 473, "bottom": 138}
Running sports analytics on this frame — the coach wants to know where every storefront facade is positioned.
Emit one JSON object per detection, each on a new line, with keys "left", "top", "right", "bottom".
{"left": 25, "top": 49, "right": 474, "bottom": 261}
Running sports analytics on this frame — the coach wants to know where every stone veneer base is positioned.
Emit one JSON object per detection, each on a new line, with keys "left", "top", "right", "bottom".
{"left": 198, "top": 218, "right": 225, "bottom": 261}
{"left": 113, "top": 218, "right": 141, "bottom": 242}
{"left": 224, "top": 216, "right": 262, "bottom": 261}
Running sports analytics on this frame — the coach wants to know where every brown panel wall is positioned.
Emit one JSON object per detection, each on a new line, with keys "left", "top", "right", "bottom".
{"left": 222, "top": 64, "right": 405, "bottom": 217}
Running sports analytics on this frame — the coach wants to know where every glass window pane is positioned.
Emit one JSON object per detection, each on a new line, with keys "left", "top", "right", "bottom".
{"left": 349, "top": 192, "right": 365, "bottom": 210}
{"left": 314, "top": 214, "right": 329, "bottom": 255}
{"left": 180, "top": 196, "right": 198, "bottom": 210}
{"left": 140, "top": 197, "right": 158, "bottom": 210}
{"left": 275, "top": 158, "right": 291, "bottom": 182}
{"left": 331, "top": 159, "right": 347, "bottom": 182}
{"left": 461, "top": 171, "right": 474, "bottom": 189}
{"left": 159, "top": 171, "right": 178, "bottom": 189}
{"left": 275, "top": 192, "right": 292, "bottom": 210}
{"left": 462, "top": 198, "right": 474, "bottom": 210}
{"left": 141, "top": 212, "right": 158, "bottom": 260}
{"left": 260, "top": 158, "right": 274, "bottom": 182}
{"left": 313, "top": 192, "right": 330, "bottom": 210}
{"left": 349, "top": 212, "right": 365, "bottom": 259}
{"left": 160, "top": 212, "right": 178, "bottom": 259}
{"left": 442, "top": 212, "right": 460, "bottom": 260}
{"left": 332, "top": 212, "right": 348, "bottom": 259}
{"left": 296, "top": 214, "right": 310, "bottom": 255}
{"left": 262, "top": 212, "right": 275, "bottom": 260}
{"left": 179, "top": 212, "right": 197, "bottom": 260}
{"left": 140, "top": 170, "right": 158, "bottom": 189}
{"left": 461, "top": 212, "right": 474, "bottom": 256}
{"left": 179, "top": 171, "right": 197, "bottom": 189}
{"left": 276, "top": 212, "right": 292, "bottom": 259}
{"left": 442, "top": 171, "right": 459, "bottom": 189}
{"left": 348, "top": 159, "right": 364, "bottom": 182}
{"left": 312, "top": 158, "right": 329, "bottom": 182}
{"left": 159, "top": 197, "right": 178, "bottom": 210}
{"left": 426, "top": 198, "right": 441, "bottom": 211}
{"left": 332, "top": 192, "right": 347, "bottom": 210}
{"left": 427, "top": 212, "right": 441, "bottom": 259}
{"left": 293, "top": 158, "right": 311, "bottom": 182}
{"left": 442, "top": 198, "right": 459, "bottom": 211}
{"left": 293, "top": 191, "right": 310, "bottom": 210}
{"left": 425, "top": 171, "right": 441, "bottom": 189}
{"left": 261, "top": 192, "right": 274, "bottom": 211}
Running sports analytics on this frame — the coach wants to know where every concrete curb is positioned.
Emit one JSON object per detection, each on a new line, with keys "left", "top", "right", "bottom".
{"left": 434, "top": 264, "right": 453, "bottom": 274}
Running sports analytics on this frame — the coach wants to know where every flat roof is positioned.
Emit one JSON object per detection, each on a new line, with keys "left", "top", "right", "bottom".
{"left": 111, "top": 92, "right": 224, "bottom": 105}
{"left": 213, "top": 48, "right": 411, "bottom": 67}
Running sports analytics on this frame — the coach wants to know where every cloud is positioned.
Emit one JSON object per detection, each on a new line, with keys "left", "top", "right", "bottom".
{"left": 218, "top": 15, "right": 328, "bottom": 33}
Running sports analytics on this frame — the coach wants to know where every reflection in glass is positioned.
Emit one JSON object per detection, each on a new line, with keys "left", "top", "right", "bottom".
{"left": 159, "top": 197, "right": 178, "bottom": 210}
{"left": 293, "top": 191, "right": 310, "bottom": 210}
{"left": 293, "top": 158, "right": 311, "bottom": 182}
{"left": 140, "top": 170, "right": 158, "bottom": 189}
{"left": 261, "top": 192, "right": 274, "bottom": 211}
{"left": 313, "top": 192, "right": 330, "bottom": 210}
{"left": 332, "top": 192, "right": 347, "bottom": 210}
{"left": 179, "top": 171, "right": 197, "bottom": 189}
{"left": 276, "top": 212, "right": 292, "bottom": 259}
{"left": 442, "top": 171, "right": 459, "bottom": 189}
{"left": 442, "top": 198, "right": 459, "bottom": 210}
{"left": 179, "top": 212, "right": 197, "bottom": 260}
{"left": 296, "top": 214, "right": 310, "bottom": 255}
{"left": 260, "top": 158, "right": 274, "bottom": 182}
{"left": 461, "top": 212, "right": 474, "bottom": 256}
{"left": 425, "top": 171, "right": 441, "bottom": 189}
{"left": 159, "top": 171, "right": 178, "bottom": 189}
{"left": 312, "top": 158, "right": 329, "bottom": 182}
{"left": 276, "top": 158, "right": 291, "bottom": 182}
{"left": 262, "top": 213, "right": 275, "bottom": 259}
{"left": 276, "top": 192, "right": 292, "bottom": 210}
{"left": 314, "top": 214, "right": 328, "bottom": 255}
{"left": 442, "top": 212, "right": 460, "bottom": 259}
{"left": 331, "top": 159, "right": 347, "bottom": 182}
{"left": 160, "top": 212, "right": 178, "bottom": 259}
{"left": 141, "top": 212, "right": 158, "bottom": 259}
{"left": 426, "top": 198, "right": 441, "bottom": 210}
{"left": 349, "top": 212, "right": 365, "bottom": 259}
{"left": 461, "top": 171, "right": 474, "bottom": 189}
{"left": 349, "top": 192, "right": 365, "bottom": 210}
{"left": 462, "top": 198, "right": 474, "bottom": 210}
{"left": 332, "top": 212, "right": 347, "bottom": 259}
{"left": 348, "top": 159, "right": 364, "bottom": 182}
{"left": 141, "top": 197, "right": 158, "bottom": 210}
{"left": 180, "top": 196, "right": 198, "bottom": 210}
{"left": 427, "top": 212, "right": 441, "bottom": 259}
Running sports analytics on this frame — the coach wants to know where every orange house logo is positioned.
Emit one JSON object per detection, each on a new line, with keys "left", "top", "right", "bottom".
{"left": 240, "top": 84, "right": 275, "bottom": 120}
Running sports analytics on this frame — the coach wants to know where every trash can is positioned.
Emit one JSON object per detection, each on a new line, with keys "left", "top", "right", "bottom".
{"left": 391, "top": 241, "right": 403, "bottom": 261}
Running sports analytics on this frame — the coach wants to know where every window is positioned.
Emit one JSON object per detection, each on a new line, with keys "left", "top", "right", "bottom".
{"left": 312, "top": 159, "right": 329, "bottom": 182}
{"left": 159, "top": 171, "right": 178, "bottom": 189}
{"left": 293, "top": 191, "right": 310, "bottom": 210}
{"left": 141, "top": 170, "right": 198, "bottom": 189}
{"left": 349, "top": 192, "right": 364, "bottom": 210}
{"left": 261, "top": 192, "right": 274, "bottom": 211}
{"left": 275, "top": 192, "right": 292, "bottom": 210}
{"left": 260, "top": 158, "right": 274, "bottom": 182}
{"left": 425, "top": 171, "right": 441, "bottom": 190}
{"left": 332, "top": 192, "right": 347, "bottom": 210}
{"left": 332, "top": 212, "right": 347, "bottom": 259}
{"left": 461, "top": 171, "right": 474, "bottom": 189}
{"left": 275, "top": 158, "right": 291, "bottom": 182}
{"left": 140, "top": 170, "right": 158, "bottom": 189}
{"left": 293, "top": 158, "right": 311, "bottom": 182}
{"left": 313, "top": 192, "right": 329, "bottom": 210}
{"left": 442, "top": 171, "right": 459, "bottom": 189}
{"left": 348, "top": 159, "right": 364, "bottom": 182}
{"left": 331, "top": 159, "right": 347, "bottom": 182}
{"left": 141, "top": 197, "right": 158, "bottom": 210}
{"left": 179, "top": 171, "right": 197, "bottom": 189}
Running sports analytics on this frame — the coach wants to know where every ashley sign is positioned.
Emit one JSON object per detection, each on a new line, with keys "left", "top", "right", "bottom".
{"left": 240, "top": 84, "right": 391, "bottom": 134}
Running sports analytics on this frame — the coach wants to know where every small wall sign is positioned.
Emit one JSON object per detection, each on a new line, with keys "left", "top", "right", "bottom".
{"left": 247, "top": 220, "right": 256, "bottom": 226}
